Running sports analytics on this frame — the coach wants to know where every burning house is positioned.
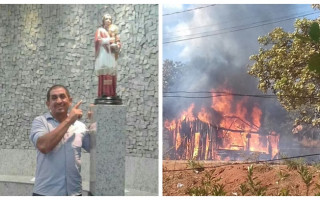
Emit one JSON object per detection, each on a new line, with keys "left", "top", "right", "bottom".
{"left": 164, "top": 88, "right": 280, "bottom": 161}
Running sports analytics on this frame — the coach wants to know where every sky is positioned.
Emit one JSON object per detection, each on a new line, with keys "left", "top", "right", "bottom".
{"left": 163, "top": 4, "right": 319, "bottom": 62}
{"left": 162, "top": 4, "right": 320, "bottom": 159}
{"left": 162, "top": 4, "right": 319, "bottom": 127}
{"left": 163, "top": 4, "right": 320, "bottom": 95}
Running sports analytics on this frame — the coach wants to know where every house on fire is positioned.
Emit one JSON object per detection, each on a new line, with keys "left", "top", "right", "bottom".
{"left": 164, "top": 117, "right": 279, "bottom": 161}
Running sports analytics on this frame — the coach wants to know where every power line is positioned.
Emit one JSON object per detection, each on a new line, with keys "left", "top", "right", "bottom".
{"left": 164, "top": 11, "right": 320, "bottom": 41}
{"left": 163, "top": 12, "right": 317, "bottom": 43}
{"left": 162, "top": 153, "right": 320, "bottom": 172}
{"left": 164, "top": 93, "right": 275, "bottom": 99}
{"left": 165, "top": 91, "right": 272, "bottom": 95}
{"left": 163, "top": 9, "right": 317, "bottom": 36}
{"left": 163, "top": 95, "right": 275, "bottom": 99}
{"left": 163, "top": 12, "right": 319, "bottom": 44}
{"left": 163, "top": 4, "right": 216, "bottom": 16}
{"left": 163, "top": 91, "right": 319, "bottom": 99}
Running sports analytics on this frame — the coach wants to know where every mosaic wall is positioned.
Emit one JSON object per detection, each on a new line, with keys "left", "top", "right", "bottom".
{"left": 0, "top": 4, "right": 158, "bottom": 159}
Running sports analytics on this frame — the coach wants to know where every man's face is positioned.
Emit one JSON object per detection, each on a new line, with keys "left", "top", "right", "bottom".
{"left": 46, "top": 87, "right": 72, "bottom": 117}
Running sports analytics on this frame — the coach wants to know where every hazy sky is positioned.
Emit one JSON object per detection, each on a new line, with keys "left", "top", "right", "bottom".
{"left": 163, "top": 4, "right": 319, "bottom": 94}
{"left": 162, "top": 4, "right": 319, "bottom": 122}
{"left": 163, "top": 4, "right": 319, "bottom": 63}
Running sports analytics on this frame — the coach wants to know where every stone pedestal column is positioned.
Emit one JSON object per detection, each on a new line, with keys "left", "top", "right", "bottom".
{"left": 89, "top": 105, "right": 126, "bottom": 196}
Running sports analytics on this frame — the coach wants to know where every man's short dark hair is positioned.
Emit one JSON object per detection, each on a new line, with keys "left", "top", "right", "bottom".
{"left": 46, "top": 85, "right": 70, "bottom": 101}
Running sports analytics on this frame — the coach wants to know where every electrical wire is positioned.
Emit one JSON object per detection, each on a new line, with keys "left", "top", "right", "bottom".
{"left": 163, "top": 91, "right": 319, "bottom": 99}
{"left": 163, "top": 10, "right": 319, "bottom": 37}
{"left": 162, "top": 153, "right": 320, "bottom": 172}
{"left": 163, "top": 4, "right": 216, "bottom": 16}
{"left": 163, "top": 94, "right": 276, "bottom": 99}
{"left": 163, "top": 12, "right": 320, "bottom": 44}
{"left": 164, "top": 11, "right": 320, "bottom": 40}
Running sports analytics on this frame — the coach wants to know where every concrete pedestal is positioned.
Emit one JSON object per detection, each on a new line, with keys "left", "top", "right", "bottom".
{"left": 89, "top": 105, "right": 126, "bottom": 196}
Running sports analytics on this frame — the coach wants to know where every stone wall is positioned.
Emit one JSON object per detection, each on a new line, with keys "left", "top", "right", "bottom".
{"left": 0, "top": 4, "right": 158, "bottom": 159}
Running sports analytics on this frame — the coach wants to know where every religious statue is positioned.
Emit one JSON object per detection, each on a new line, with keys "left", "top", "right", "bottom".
{"left": 94, "top": 13, "right": 122, "bottom": 105}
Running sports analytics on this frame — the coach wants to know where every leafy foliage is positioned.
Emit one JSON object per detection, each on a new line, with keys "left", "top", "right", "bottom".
{"left": 309, "top": 22, "right": 320, "bottom": 42}
{"left": 280, "top": 154, "right": 305, "bottom": 170}
{"left": 312, "top": 4, "right": 320, "bottom": 10}
{"left": 211, "top": 183, "right": 227, "bottom": 196}
{"left": 187, "top": 159, "right": 205, "bottom": 173}
{"left": 297, "top": 165, "right": 313, "bottom": 196}
{"left": 186, "top": 186, "right": 209, "bottom": 196}
{"left": 185, "top": 169, "right": 227, "bottom": 196}
{"left": 163, "top": 59, "right": 185, "bottom": 92}
{"left": 315, "top": 182, "right": 320, "bottom": 196}
{"left": 308, "top": 52, "right": 320, "bottom": 73}
{"left": 248, "top": 10, "right": 320, "bottom": 127}
{"left": 277, "top": 170, "right": 290, "bottom": 182}
{"left": 239, "top": 183, "right": 250, "bottom": 195}
{"left": 276, "top": 170, "right": 291, "bottom": 196}
{"left": 312, "top": 161, "right": 320, "bottom": 170}
{"left": 278, "top": 188, "right": 290, "bottom": 196}
{"left": 246, "top": 164, "right": 267, "bottom": 196}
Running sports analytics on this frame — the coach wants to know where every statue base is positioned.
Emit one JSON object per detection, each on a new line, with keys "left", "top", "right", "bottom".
{"left": 89, "top": 105, "right": 126, "bottom": 196}
{"left": 94, "top": 96, "right": 122, "bottom": 105}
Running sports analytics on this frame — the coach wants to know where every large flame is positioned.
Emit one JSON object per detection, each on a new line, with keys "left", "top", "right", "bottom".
{"left": 252, "top": 105, "right": 262, "bottom": 128}
{"left": 205, "top": 133, "right": 209, "bottom": 160}
{"left": 198, "top": 107, "right": 211, "bottom": 124}
{"left": 193, "top": 132, "right": 200, "bottom": 159}
{"left": 180, "top": 103, "right": 195, "bottom": 122}
{"left": 164, "top": 119, "right": 176, "bottom": 131}
{"left": 176, "top": 132, "right": 182, "bottom": 151}
{"left": 212, "top": 88, "right": 260, "bottom": 133}
{"left": 164, "top": 87, "right": 280, "bottom": 161}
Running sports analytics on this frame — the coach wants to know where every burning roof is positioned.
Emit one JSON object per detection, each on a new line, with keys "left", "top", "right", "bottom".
{"left": 164, "top": 88, "right": 279, "bottom": 161}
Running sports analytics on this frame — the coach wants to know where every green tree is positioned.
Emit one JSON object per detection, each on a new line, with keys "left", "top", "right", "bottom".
{"left": 248, "top": 5, "right": 320, "bottom": 127}
{"left": 163, "top": 59, "right": 185, "bottom": 92}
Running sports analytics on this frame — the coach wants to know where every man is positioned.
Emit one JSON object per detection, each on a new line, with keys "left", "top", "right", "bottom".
{"left": 29, "top": 85, "right": 90, "bottom": 196}
{"left": 94, "top": 13, "right": 121, "bottom": 97}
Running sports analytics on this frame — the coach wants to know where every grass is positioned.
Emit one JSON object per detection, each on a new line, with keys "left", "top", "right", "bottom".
{"left": 239, "top": 183, "right": 249, "bottom": 195}
{"left": 239, "top": 151, "right": 261, "bottom": 162}
{"left": 276, "top": 170, "right": 290, "bottom": 196}
{"left": 246, "top": 164, "right": 267, "bottom": 196}
{"left": 171, "top": 156, "right": 320, "bottom": 196}
{"left": 297, "top": 165, "right": 313, "bottom": 196}
{"left": 187, "top": 159, "right": 205, "bottom": 173}
{"left": 185, "top": 169, "right": 227, "bottom": 196}
{"left": 315, "top": 183, "right": 320, "bottom": 196}
{"left": 277, "top": 170, "right": 290, "bottom": 182}
{"left": 211, "top": 183, "right": 227, "bottom": 196}
{"left": 186, "top": 186, "right": 209, "bottom": 196}
{"left": 278, "top": 188, "right": 290, "bottom": 196}
{"left": 280, "top": 154, "right": 304, "bottom": 170}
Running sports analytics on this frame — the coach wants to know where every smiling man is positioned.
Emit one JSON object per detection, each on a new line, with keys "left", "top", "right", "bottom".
{"left": 29, "top": 85, "right": 90, "bottom": 196}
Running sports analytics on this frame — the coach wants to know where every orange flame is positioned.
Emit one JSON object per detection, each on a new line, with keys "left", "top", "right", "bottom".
{"left": 186, "top": 140, "right": 191, "bottom": 160}
{"left": 211, "top": 88, "right": 232, "bottom": 113}
{"left": 198, "top": 107, "right": 211, "bottom": 124}
{"left": 180, "top": 103, "right": 195, "bottom": 122}
{"left": 205, "top": 133, "right": 209, "bottom": 160}
{"left": 193, "top": 132, "right": 200, "bottom": 159}
{"left": 164, "top": 119, "right": 176, "bottom": 131}
{"left": 176, "top": 132, "right": 182, "bottom": 150}
{"left": 164, "top": 87, "right": 279, "bottom": 161}
{"left": 252, "top": 105, "right": 262, "bottom": 128}
{"left": 268, "top": 131, "right": 280, "bottom": 158}
{"left": 248, "top": 133, "right": 268, "bottom": 153}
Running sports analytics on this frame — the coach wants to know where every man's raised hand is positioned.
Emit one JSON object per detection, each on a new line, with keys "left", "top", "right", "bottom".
{"left": 69, "top": 100, "right": 83, "bottom": 123}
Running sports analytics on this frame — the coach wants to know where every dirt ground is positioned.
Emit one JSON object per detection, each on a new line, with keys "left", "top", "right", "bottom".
{"left": 163, "top": 160, "right": 320, "bottom": 196}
